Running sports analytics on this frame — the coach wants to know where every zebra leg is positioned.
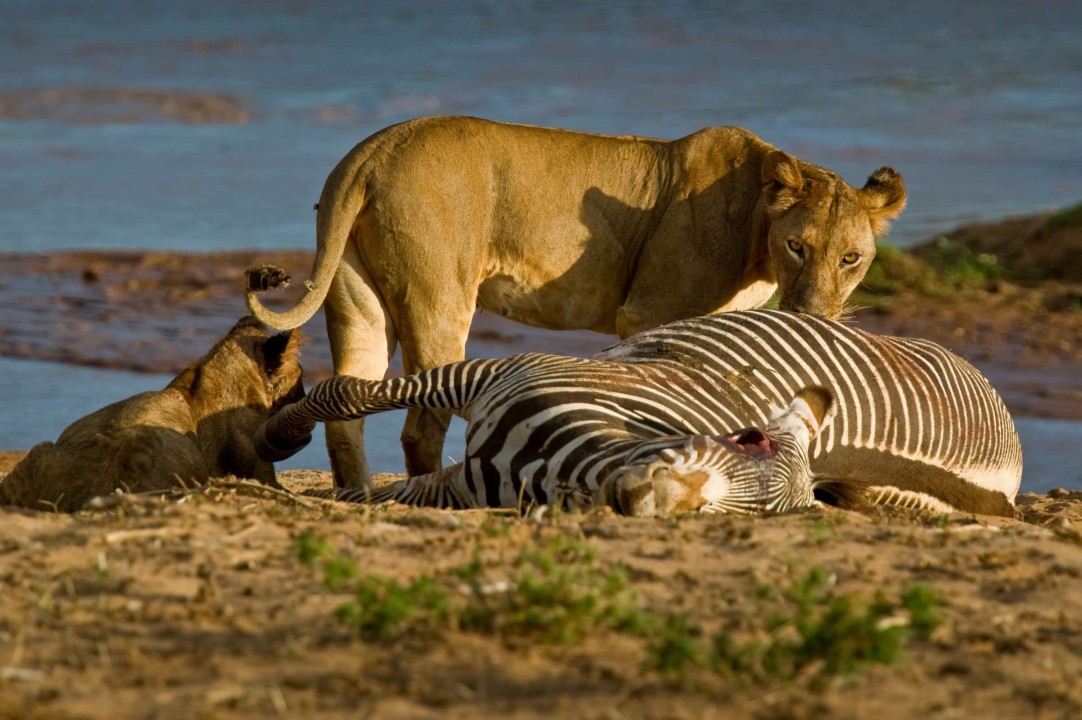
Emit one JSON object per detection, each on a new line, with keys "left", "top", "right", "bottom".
{"left": 305, "top": 464, "right": 478, "bottom": 509}
{"left": 865, "top": 485, "right": 957, "bottom": 513}
{"left": 812, "top": 477, "right": 1013, "bottom": 516}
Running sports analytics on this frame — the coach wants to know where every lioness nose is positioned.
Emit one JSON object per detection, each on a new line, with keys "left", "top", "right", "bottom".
{"left": 780, "top": 297, "right": 839, "bottom": 320}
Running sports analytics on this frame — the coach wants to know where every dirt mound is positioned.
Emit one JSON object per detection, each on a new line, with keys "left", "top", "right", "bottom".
{"left": 850, "top": 202, "right": 1082, "bottom": 418}
{"left": 920, "top": 203, "right": 1082, "bottom": 285}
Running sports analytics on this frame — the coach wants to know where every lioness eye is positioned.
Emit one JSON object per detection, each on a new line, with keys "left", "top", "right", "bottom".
{"left": 841, "top": 252, "right": 860, "bottom": 265}
{"left": 787, "top": 239, "right": 803, "bottom": 256}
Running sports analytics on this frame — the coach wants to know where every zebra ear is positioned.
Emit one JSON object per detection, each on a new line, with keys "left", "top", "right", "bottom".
{"left": 791, "top": 386, "right": 835, "bottom": 437}
{"left": 764, "top": 386, "right": 835, "bottom": 439}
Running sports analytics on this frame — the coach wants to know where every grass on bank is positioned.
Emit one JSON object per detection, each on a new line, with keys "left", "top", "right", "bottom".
{"left": 858, "top": 237, "right": 1005, "bottom": 300}
{"left": 1044, "top": 201, "right": 1082, "bottom": 232}
{"left": 860, "top": 198, "right": 1082, "bottom": 305}
{"left": 295, "top": 531, "right": 941, "bottom": 689}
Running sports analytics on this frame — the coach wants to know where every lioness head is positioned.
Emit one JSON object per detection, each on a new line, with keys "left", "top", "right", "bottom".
{"left": 761, "top": 151, "right": 906, "bottom": 319}
{"left": 173, "top": 316, "right": 306, "bottom": 481}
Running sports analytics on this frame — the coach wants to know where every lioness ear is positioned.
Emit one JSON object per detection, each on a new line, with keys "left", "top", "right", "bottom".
{"left": 861, "top": 167, "right": 906, "bottom": 236}
{"left": 761, "top": 150, "right": 806, "bottom": 217}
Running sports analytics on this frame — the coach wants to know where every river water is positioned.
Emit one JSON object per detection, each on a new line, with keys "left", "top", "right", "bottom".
{"left": 0, "top": 1, "right": 1079, "bottom": 492}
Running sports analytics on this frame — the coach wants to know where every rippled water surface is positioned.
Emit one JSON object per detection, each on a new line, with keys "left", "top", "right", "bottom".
{"left": 0, "top": 1, "right": 1079, "bottom": 491}
{"left": 2, "top": 0, "right": 1079, "bottom": 252}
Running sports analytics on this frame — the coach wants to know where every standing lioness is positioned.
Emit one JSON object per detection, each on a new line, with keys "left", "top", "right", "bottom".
{"left": 246, "top": 116, "right": 905, "bottom": 488}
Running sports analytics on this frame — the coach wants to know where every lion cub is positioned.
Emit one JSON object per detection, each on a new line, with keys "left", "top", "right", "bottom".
{"left": 0, "top": 316, "right": 303, "bottom": 512}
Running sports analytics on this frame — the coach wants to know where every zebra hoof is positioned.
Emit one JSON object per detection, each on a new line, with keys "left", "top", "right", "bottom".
{"left": 254, "top": 425, "right": 312, "bottom": 462}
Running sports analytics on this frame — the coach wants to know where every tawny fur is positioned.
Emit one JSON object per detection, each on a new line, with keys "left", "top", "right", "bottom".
{"left": 0, "top": 317, "right": 304, "bottom": 512}
{"left": 244, "top": 116, "right": 906, "bottom": 488}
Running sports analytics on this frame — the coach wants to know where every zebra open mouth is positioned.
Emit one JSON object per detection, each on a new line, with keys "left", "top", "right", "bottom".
{"left": 720, "top": 428, "right": 776, "bottom": 459}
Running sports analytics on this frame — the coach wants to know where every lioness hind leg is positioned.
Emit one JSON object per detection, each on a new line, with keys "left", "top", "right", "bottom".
{"left": 324, "top": 245, "right": 397, "bottom": 489}
{"left": 395, "top": 301, "right": 474, "bottom": 477}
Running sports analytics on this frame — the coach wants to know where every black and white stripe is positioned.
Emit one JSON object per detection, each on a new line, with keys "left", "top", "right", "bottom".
{"left": 597, "top": 310, "right": 1022, "bottom": 513}
{"left": 260, "top": 310, "right": 1022, "bottom": 516}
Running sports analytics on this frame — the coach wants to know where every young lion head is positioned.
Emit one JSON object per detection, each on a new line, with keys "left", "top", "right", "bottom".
{"left": 761, "top": 151, "right": 906, "bottom": 320}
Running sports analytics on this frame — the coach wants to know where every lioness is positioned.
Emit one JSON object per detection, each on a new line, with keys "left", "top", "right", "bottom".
{"left": 245, "top": 116, "right": 906, "bottom": 488}
{"left": 0, "top": 317, "right": 303, "bottom": 512}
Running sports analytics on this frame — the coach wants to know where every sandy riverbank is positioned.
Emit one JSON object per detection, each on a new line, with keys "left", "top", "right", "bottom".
{"left": 0, "top": 471, "right": 1079, "bottom": 719}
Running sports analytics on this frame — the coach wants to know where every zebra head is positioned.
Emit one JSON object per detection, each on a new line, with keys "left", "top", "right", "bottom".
{"left": 600, "top": 387, "right": 835, "bottom": 517}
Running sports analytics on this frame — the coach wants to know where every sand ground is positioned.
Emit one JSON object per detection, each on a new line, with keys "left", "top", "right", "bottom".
{"left": 0, "top": 470, "right": 1080, "bottom": 720}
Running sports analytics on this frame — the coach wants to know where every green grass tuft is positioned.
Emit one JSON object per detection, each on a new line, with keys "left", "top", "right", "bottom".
{"left": 1044, "top": 201, "right": 1082, "bottom": 231}
{"left": 297, "top": 534, "right": 942, "bottom": 689}
{"left": 900, "top": 583, "right": 941, "bottom": 640}
{"left": 459, "top": 535, "right": 647, "bottom": 644}
{"left": 645, "top": 613, "right": 703, "bottom": 675}
{"left": 858, "top": 239, "right": 1003, "bottom": 301}
{"left": 295, "top": 531, "right": 331, "bottom": 566}
{"left": 294, "top": 531, "right": 356, "bottom": 591}
{"left": 335, "top": 575, "right": 450, "bottom": 641}
{"left": 713, "top": 567, "right": 942, "bottom": 686}
{"left": 925, "top": 236, "right": 1003, "bottom": 285}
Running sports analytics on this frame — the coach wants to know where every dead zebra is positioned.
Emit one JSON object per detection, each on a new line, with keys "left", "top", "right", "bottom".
{"left": 0, "top": 317, "right": 303, "bottom": 512}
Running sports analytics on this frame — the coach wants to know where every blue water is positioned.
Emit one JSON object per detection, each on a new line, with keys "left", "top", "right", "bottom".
{"left": 0, "top": 0, "right": 1079, "bottom": 491}
{"left": 2, "top": 0, "right": 1080, "bottom": 252}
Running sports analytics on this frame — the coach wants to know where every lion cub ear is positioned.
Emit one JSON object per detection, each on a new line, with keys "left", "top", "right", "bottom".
{"left": 860, "top": 167, "right": 907, "bottom": 236}
{"left": 262, "top": 329, "right": 304, "bottom": 401}
{"left": 761, "top": 150, "right": 806, "bottom": 217}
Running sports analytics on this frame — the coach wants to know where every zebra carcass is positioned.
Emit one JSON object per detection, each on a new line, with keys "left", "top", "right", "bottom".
{"left": 255, "top": 310, "right": 1021, "bottom": 517}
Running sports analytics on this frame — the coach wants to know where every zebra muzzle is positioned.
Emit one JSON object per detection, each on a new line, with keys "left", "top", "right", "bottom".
{"left": 602, "top": 460, "right": 722, "bottom": 518}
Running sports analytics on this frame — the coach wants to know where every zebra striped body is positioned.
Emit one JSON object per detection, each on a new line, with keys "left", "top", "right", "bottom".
{"left": 597, "top": 310, "right": 1022, "bottom": 513}
{"left": 262, "top": 356, "right": 830, "bottom": 515}
{"left": 259, "top": 310, "right": 1021, "bottom": 516}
